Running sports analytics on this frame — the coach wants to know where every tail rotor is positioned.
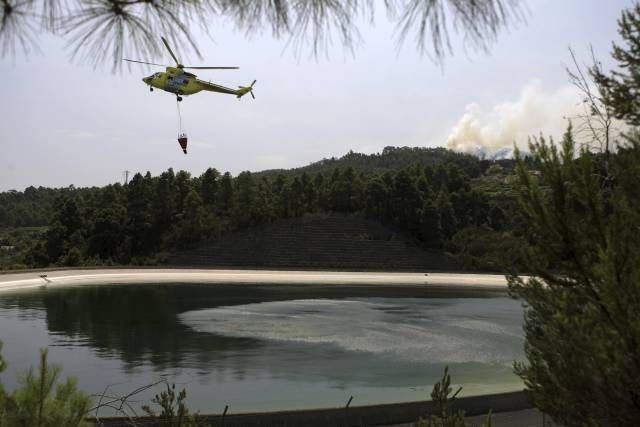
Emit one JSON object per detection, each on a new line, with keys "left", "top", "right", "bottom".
{"left": 237, "top": 80, "right": 257, "bottom": 100}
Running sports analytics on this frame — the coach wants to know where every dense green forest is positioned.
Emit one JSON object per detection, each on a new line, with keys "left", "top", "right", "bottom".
{"left": 0, "top": 146, "right": 528, "bottom": 271}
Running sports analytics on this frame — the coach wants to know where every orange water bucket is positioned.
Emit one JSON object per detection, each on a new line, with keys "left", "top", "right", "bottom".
{"left": 177, "top": 134, "right": 188, "bottom": 154}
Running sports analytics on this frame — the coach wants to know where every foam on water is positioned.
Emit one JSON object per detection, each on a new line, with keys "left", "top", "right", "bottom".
{"left": 179, "top": 297, "right": 523, "bottom": 365}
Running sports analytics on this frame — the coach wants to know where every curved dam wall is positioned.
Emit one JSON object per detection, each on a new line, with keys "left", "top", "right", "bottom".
{"left": 91, "top": 390, "right": 531, "bottom": 427}
{"left": 0, "top": 268, "right": 509, "bottom": 294}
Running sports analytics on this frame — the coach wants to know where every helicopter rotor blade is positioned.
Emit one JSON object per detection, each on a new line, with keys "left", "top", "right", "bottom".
{"left": 161, "top": 36, "right": 181, "bottom": 66}
{"left": 184, "top": 66, "right": 239, "bottom": 70}
{"left": 123, "top": 59, "right": 169, "bottom": 67}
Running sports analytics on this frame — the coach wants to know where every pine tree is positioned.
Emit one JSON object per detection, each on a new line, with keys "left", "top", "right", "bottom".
{"left": 233, "top": 171, "right": 258, "bottom": 226}
{"left": 287, "top": 176, "right": 304, "bottom": 217}
{"left": 300, "top": 172, "right": 316, "bottom": 212}
{"left": 199, "top": 168, "right": 220, "bottom": 207}
{"left": 592, "top": 4, "right": 640, "bottom": 126}
{"left": 391, "top": 170, "right": 423, "bottom": 233}
{"left": 420, "top": 199, "right": 442, "bottom": 248}
{"left": 126, "top": 173, "right": 154, "bottom": 256}
{"left": 217, "top": 172, "right": 234, "bottom": 217}
{"left": 509, "top": 7, "right": 640, "bottom": 424}
{"left": 1, "top": 348, "right": 91, "bottom": 426}
{"left": 364, "top": 176, "right": 389, "bottom": 220}
{"left": 153, "top": 169, "right": 179, "bottom": 244}
{"left": 173, "top": 190, "right": 207, "bottom": 247}
{"left": 510, "top": 126, "right": 640, "bottom": 425}
{"left": 435, "top": 187, "right": 456, "bottom": 239}
{"left": 142, "top": 383, "right": 206, "bottom": 427}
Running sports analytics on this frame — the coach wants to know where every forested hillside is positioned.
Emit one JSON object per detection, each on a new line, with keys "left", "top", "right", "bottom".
{"left": 0, "top": 146, "right": 527, "bottom": 271}
{"left": 256, "top": 146, "right": 516, "bottom": 178}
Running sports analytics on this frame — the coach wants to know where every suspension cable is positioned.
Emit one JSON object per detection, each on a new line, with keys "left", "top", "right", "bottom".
{"left": 176, "top": 99, "right": 183, "bottom": 135}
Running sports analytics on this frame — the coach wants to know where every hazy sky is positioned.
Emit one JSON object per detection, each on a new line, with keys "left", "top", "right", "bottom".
{"left": 0, "top": 0, "right": 634, "bottom": 191}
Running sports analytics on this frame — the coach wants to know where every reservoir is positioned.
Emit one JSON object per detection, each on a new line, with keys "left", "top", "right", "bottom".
{"left": 0, "top": 283, "right": 524, "bottom": 415}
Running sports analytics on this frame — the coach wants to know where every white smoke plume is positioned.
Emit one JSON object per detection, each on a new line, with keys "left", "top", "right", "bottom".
{"left": 446, "top": 80, "right": 582, "bottom": 156}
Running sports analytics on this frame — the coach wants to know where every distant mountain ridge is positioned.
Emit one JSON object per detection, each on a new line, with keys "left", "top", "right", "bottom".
{"left": 255, "top": 146, "right": 508, "bottom": 179}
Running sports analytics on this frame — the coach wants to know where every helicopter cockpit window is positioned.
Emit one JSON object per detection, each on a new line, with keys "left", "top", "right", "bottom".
{"left": 153, "top": 73, "right": 161, "bottom": 78}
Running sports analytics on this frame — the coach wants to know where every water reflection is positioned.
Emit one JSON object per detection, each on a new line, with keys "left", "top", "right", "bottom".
{"left": 1, "top": 284, "right": 272, "bottom": 371}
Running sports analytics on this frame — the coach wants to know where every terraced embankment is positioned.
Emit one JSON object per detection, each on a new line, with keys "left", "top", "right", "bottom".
{"left": 168, "top": 213, "right": 458, "bottom": 271}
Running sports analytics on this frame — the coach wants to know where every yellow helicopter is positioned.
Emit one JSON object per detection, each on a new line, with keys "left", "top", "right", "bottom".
{"left": 124, "top": 37, "right": 256, "bottom": 102}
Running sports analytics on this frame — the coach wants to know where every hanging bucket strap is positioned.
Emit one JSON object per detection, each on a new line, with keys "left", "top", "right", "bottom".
{"left": 176, "top": 99, "right": 183, "bottom": 136}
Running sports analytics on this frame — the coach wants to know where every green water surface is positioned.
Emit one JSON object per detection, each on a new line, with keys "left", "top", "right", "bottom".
{"left": 0, "top": 283, "right": 525, "bottom": 415}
